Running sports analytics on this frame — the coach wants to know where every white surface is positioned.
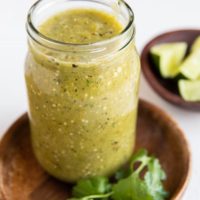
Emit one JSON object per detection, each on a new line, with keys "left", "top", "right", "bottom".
{"left": 0, "top": 0, "right": 199, "bottom": 199}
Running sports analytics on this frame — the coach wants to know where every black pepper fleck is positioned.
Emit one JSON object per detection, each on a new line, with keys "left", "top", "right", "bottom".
{"left": 72, "top": 64, "right": 79, "bottom": 68}
{"left": 113, "top": 141, "right": 119, "bottom": 145}
{"left": 70, "top": 148, "right": 77, "bottom": 153}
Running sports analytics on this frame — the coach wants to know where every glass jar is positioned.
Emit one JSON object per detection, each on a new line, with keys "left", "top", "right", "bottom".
{"left": 25, "top": 0, "right": 140, "bottom": 182}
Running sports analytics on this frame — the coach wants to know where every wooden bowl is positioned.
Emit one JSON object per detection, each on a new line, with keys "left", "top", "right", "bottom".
{"left": 141, "top": 29, "right": 200, "bottom": 111}
{"left": 0, "top": 99, "right": 191, "bottom": 200}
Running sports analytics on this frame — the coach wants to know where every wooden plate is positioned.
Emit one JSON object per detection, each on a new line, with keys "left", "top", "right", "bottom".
{"left": 141, "top": 29, "right": 200, "bottom": 111}
{"left": 0, "top": 99, "right": 191, "bottom": 200}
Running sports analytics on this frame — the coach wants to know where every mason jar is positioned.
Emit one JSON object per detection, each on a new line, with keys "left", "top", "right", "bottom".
{"left": 25, "top": 0, "right": 140, "bottom": 182}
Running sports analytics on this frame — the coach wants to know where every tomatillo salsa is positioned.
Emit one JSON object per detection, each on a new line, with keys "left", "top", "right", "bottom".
{"left": 25, "top": 8, "right": 140, "bottom": 182}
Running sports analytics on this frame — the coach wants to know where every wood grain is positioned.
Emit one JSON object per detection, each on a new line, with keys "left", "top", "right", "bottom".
{"left": 0, "top": 99, "right": 191, "bottom": 200}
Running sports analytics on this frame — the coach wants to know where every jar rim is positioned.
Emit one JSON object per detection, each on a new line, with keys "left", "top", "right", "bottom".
{"left": 26, "top": 0, "right": 135, "bottom": 52}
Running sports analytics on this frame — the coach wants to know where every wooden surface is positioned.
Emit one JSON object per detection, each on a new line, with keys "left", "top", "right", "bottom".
{"left": 141, "top": 29, "right": 200, "bottom": 111}
{"left": 0, "top": 99, "right": 191, "bottom": 200}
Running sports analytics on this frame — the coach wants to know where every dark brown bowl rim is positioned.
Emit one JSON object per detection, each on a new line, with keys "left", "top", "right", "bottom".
{"left": 141, "top": 29, "right": 200, "bottom": 111}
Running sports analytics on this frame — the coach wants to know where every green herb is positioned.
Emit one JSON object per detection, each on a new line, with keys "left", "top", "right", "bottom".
{"left": 70, "top": 176, "right": 112, "bottom": 200}
{"left": 112, "top": 149, "right": 168, "bottom": 200}
{"left": 69, "top": 149, "right": 168, "bottom": 200}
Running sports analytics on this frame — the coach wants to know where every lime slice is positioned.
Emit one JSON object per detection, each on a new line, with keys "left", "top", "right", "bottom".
{"left": 150, "top": 42, "right": 187, "bottom": 78}
{"left": 178, "top": 79, "right": 200, "bottom": 101}
{"left": 191, "top": 36, "right": 200, "bottom": 52}
{"left": 179, "top": 50, "right": 200, "bottom": 80}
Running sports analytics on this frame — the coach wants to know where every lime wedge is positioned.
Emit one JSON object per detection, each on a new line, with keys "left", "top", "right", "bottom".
{"left": 179, "top": 50, "right": 200, "bottom": 80}
{"left": 178, "top": 79, "right": 200, "bottom": 101}
{"left": 191, "top": 36, "right": 200, "bottom": 52}
{"left": 150, "top": 42, "right": 187, "bottom": 78}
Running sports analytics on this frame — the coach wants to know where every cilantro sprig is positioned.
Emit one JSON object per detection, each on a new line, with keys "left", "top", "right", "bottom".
{"left": 71, "top": 176, "right": 112, "bottom": 199}
{"left": 69, "top": 149, "right": 168, "bottom": 200}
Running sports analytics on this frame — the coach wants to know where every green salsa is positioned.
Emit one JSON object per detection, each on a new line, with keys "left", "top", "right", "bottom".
{"left": 25, "top": 8, "right": 140, "bottom": 182}
{"left": 39, "top": 9, "right": 123, "bottom": 44}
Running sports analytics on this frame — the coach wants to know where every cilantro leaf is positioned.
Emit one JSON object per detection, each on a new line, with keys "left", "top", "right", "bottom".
{"left": 71, "top": 176, "right": 112, "bottom": 199}
{"left": 112, "top": 149, "right": 168, "bottom": 200}
{"left": 112, "top": 173, "right": 153, "bottom": 200}
{"left": 144, "top": 158, "right": 168, "bottom": 200}
{"left": 115, "top": 167, "right": 132, "bottom": 181}
{"left": 115, "top": 149, "right": 150, "bottom": 181}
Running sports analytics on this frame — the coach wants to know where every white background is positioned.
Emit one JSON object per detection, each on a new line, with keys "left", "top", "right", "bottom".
{"left": 0, "top": 0, "right": 200, "bottom": 199}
